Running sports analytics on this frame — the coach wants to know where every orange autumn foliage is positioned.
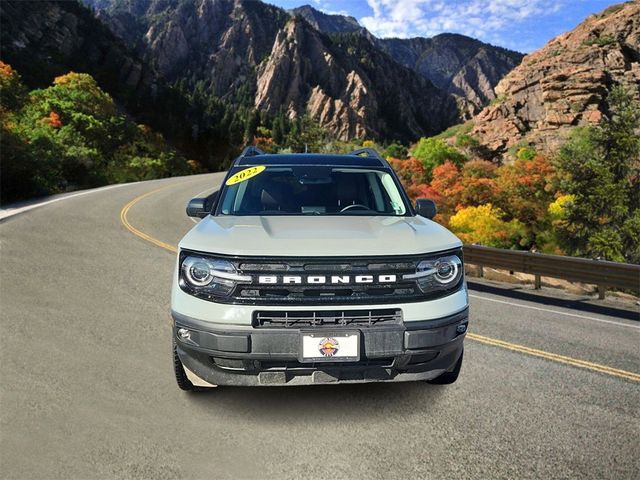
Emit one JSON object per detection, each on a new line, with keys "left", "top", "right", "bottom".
{"left": 253, "top": 136, "right": 276, "bottom": 153}
{"left": 53, "top": 72, "right": 79, "bottom": 85}
{"left": 405, "top": 183, "right": 442, "bottom": 205}
{"left": 44, "top": 111, "right": 62, "bottom": 128}
{"left": 459, "top": 159, "right": 499, "bottom": 206}
{"left": 0, "top": 61, "right": 14, "bottom": 78}
{"left": 387, "top": 157, "right": 427, "bottom": 188}
{"left": 495, "top": 155, "right": 556, "bottom": 223}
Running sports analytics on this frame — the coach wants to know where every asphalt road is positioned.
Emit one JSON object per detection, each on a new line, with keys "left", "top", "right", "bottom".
{"left": 1, "top": 173, "right": 639, "bottom": 480}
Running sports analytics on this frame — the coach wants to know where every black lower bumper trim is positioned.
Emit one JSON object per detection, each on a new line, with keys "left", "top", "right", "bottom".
{"left": 171, "top": 308, "right": 468, "bottom": 386}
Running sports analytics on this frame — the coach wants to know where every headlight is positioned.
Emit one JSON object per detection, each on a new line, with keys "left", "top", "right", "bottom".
{"left": 179, "top": 254, "right": 250, "bottom": 297}
{"left": 403, "top": 254, "right": 463, "bottom": 293}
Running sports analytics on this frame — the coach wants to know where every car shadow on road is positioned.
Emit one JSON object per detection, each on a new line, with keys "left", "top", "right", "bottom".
{"left": 186, "top": 381, "right": 449, "bottom": 421}
{"left": 468, "top": 280, "right": 639, "bottom": 321}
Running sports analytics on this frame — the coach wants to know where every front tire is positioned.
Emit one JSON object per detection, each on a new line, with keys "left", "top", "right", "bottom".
{"left": 427, "top": 349, "right": 463, "bottom": 385}
{"left": 173, "top": 339, "right": 195, "bottom": 391}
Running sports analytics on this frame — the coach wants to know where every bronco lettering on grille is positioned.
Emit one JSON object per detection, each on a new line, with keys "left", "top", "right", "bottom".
{"left": 257, "top": 275, "right": 397, "bottom": 285}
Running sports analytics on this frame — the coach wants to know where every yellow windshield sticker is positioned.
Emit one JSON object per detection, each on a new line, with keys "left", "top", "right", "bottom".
{"left": 225, "top": 165, "right": 266, "bottom": 186}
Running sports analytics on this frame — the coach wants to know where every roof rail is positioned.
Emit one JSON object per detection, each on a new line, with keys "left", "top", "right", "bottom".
{"left": 240, "top": 146, "right": 266, "bottom": 157}
{"left": 349, "top": 148, "right": 384, "bottom": 161}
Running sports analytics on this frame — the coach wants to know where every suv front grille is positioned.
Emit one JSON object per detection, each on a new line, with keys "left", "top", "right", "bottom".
{"left": 182, "top": 251, "right": 463, "bottom": 305}
{"left": 254, "top": 308, "right": 402, "bottom": 328}
{"left": 229, "top": 254, "right": 435, "bottom": 305}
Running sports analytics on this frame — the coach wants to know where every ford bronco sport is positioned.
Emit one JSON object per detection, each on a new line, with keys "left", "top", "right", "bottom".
{"left": 171, "top": 147, "right": 468, "bottom": 389}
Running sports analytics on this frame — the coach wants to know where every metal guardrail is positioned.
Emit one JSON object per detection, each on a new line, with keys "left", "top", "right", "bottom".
{"left": 463, "top": 245, "right": 640, "bottom": 299}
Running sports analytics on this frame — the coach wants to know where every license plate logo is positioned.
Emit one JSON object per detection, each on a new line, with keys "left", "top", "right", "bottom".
{"left": 318, "top": 337, "right": 339, "bottom": 357}
{"left": 300, "top": 332, "right": 359, "bottom": 362}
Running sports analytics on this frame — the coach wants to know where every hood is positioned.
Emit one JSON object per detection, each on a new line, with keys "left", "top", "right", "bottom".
{"left": 179, "top": 215, "right": 462, "bottom": 257}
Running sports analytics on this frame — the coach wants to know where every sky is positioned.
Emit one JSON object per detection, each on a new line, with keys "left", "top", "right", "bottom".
{"left": 268, "top": 0, "right": 620, "bottom": 52}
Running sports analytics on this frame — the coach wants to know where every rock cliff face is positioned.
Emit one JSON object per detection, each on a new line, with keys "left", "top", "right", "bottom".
{"left": 254, "top": 19, "right": 372, "bottom": 139}
{"left": 89, "top": 0, "right": 289, "bottom": 98}
{"left": 291, "top": 5, "right": 361, "bottom": 34}
{"left": 84, "top": 0, "right": 458, "bottom": 141}
{"left": 291, "top": 5, "right": 523, "bottom": 116}
{"left": 255, "top": 18, "right": 457, "bottom": 140}
{"left": 469, "top": 2, "right": 640, "bottom": 159}
{"left": 378, "top": 34, "right": 523, "bottom": 116}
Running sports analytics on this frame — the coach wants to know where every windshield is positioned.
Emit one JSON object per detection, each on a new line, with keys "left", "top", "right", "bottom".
{"left": 217, "top": 166, "right": 408, "bottom": 216}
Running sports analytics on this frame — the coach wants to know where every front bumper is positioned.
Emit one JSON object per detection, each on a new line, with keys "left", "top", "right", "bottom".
{"left": 172, "top": 308, "right": 468, "bottom": 386}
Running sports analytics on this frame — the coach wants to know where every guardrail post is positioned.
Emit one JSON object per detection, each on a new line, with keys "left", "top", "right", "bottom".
{"left": 597, "top": 285, "right": 606, "bottom": 300}
{"left": 478, "top": 265, "right": 484, "bottom": 278}
{"left": 534, "top": 274, "right": 541, "bottom": 290}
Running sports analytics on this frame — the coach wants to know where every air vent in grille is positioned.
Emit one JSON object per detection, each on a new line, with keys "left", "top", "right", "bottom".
{"left": 253, "top": 309, "right": 402, "bottom": 328}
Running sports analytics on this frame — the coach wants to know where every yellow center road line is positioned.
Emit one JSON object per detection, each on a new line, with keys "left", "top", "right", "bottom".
{"left": 119, "top": 181, "right": 640, "bottom": 383}
{"left": 468, "top": 333, "right": 640, "bottom": 382}
{"left": 120, "top": 184, "right": 179, "bottom": 253}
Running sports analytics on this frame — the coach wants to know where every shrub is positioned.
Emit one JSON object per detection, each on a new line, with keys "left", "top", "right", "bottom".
{"left": 382, "top": 142, "right": 408, "bottom": 159}
{"left": 515, "top": 146, "right": 536, "bottom": 161}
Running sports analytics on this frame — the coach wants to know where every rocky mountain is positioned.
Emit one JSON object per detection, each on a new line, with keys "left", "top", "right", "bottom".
{"left": 469, "top": 1, "right": 640, "bottom": 160}
{"left": 3, "top": 0, "right": 524, "bottom": 148}
{"left": 87, "top": 0, "right": 289, "bottom": 96}
{"left": 0, "top": 0, "right": 153, "bottom": 96}
{"left": 377, "top": 35, "right": 523, "bottom": 116}
{"left": 255, "top": 18, "right": 457, "bottom": 139}
{"left": 83, "top": 0, "right": 458, "bottom": 141}
{"left": 291, "top": 5, "right": 523, "bottom": 115}
{"left": 291, "top": 5, "right": 362, "bottom": 34}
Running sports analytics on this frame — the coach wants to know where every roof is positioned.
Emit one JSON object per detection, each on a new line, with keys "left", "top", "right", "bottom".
{"left": 236, "top": 153, "right": 387, "bottom": 168}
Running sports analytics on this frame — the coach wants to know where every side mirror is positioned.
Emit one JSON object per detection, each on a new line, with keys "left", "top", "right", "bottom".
{"left": 186, "top": 191, "right": 218, "bottom": 218}
{"left": 415, "top": 198, "right": 437, "bottom": 219}
{"left": 186, "top": 198, "right": 208, "bottom": 218}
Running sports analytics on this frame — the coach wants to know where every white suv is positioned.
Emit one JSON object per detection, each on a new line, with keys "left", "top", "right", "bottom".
{"left": 171, "top": 148, "right": 468, "bottom": 389}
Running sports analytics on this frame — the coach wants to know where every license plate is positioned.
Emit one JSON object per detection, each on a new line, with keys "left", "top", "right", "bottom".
{"left": 299, "top": 331, "right": 360, "bottom": 362}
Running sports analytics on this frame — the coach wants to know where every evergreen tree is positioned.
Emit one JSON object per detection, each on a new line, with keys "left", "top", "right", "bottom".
{"left": 272, "top": 112, "right": 285, "bottom": 144}
{"left": 555, "top": 86, "right": 640, "bottom": 262}
{"left": 228, "top": 113, "right": 245, "bottom": 145}
{"left": 244, "top": 109, "right": 259, "bottom": 143}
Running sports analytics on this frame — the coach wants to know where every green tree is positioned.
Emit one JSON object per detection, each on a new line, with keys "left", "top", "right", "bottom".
{"left": 0, "top": 62, "right": 63, "bottom": 201}
{"left": 244, "top": 109, "right": 259, "bottom": 142}
{"left": 1, "top": 65, "right": 195, "bottom": 203}
{"left": 382, "top": 142, "right": 408, "bottom": 159}
{"left": 19, "top": 72, "right": 133, "bottom": 187}
{"left": 295, "top": 115, "right": 331, "bottom": 152}
{"left": 228, "top": 113, "right": 244, "bottom": 145}
{"left": 272, "top": 112, "right": 285, "bottom": 145}
{"left": 411, "top": 137, "right": 467, "bottom": 180}
{"left": 555, "top": 86, "right": 640, "bottom": 262}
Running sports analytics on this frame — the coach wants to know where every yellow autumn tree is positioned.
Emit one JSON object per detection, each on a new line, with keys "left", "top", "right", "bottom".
{"left": 449, "top": 204, "right": 525, "bottom": 248}
{"left": 547, "top": 194, "right": 575, "bottom": 222}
